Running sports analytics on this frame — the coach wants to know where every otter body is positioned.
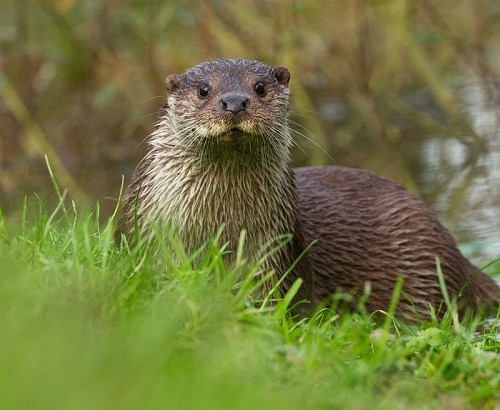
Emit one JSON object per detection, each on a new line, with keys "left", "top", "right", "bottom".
{"left": 117, "top": 59, "right": 499, "bottom": 321}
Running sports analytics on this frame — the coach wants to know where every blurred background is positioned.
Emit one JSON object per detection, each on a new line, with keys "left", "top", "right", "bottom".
{"left": 1, "top": 0, "right": 499, "bottom": 263}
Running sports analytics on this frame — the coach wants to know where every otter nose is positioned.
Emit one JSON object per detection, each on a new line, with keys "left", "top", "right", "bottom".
{"left": 220, "top": 94, "right": 249, "bottom": 114}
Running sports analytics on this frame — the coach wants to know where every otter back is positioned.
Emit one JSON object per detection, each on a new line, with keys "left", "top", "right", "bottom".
{"left": 296, "top": 166, "right": 499, "bottom": 319}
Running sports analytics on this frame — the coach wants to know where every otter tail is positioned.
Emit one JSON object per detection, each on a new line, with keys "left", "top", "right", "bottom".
{"left": 463, "top": 268, "right": 500, "bottom": 315}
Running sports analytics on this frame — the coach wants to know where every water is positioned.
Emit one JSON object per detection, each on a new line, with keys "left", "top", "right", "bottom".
{"left": 420, "top": 79, "right": 500, "bottom": 265}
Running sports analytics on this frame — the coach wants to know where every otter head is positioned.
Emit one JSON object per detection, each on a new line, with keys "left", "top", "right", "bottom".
{"left": 163, "top": 59, "right": 292, "bottom": 165}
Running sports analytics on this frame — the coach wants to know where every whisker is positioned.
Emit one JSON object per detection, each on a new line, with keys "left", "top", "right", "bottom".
{"left": 288, "top": 120, "right": 332, "bottom": 161}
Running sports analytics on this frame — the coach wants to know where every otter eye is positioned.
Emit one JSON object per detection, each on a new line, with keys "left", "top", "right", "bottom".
{"left": 199, "top": 84, "right": 210, "bottom": 97}
{"left": 254, "top": 82, "right": 266, "bottom": 96}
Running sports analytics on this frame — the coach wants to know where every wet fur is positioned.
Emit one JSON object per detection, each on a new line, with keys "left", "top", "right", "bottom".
{"left": 117, "top": 59, "right": 499, "bottom": 321}
{"left": 297, "top": 166, "right": 499, "bottom": 319}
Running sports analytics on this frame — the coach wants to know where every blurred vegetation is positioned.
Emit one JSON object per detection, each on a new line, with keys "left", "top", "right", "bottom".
{"left": 1, "top": 0, "right": 499, "bottom": 219}
{"left": 0, "top": 199, "right": 498, "bottom": 409}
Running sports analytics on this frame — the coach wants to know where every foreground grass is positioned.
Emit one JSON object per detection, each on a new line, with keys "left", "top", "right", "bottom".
{"left": 0, "top": 200, "right": 499, "bottom": 410}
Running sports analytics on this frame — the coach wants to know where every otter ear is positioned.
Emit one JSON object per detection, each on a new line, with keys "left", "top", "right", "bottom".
{"left": 165, "top": 74, "right": 181, "bottom": 93}
{"left": 274, "top": 67, "right": 290, "bottom": 87}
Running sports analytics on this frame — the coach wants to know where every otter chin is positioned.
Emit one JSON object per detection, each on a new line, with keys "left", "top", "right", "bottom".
{"left": 219, "top": 127, "right": 252, "bottom": 142}
{"left": 116, "top": 58, "right": 499, "bottom": 322}
{"left": 228, "top": 127, "right": 249, "bottom": 137}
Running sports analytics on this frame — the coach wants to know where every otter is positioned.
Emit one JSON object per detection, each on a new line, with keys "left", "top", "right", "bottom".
{"left": 116, "top": 59, "right": 499, "bottom": 321}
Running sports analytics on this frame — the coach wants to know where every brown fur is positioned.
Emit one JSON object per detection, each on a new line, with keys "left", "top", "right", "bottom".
{"left": 117, "top": 59, "right": 499, "bottom": 321}
{"left": 297, "top": 166, "right": 499, "bottom": 319}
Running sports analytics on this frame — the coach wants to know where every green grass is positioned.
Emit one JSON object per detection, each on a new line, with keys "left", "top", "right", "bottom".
{"left": 0, "top": 198, "right": 499, "bottom": 410}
